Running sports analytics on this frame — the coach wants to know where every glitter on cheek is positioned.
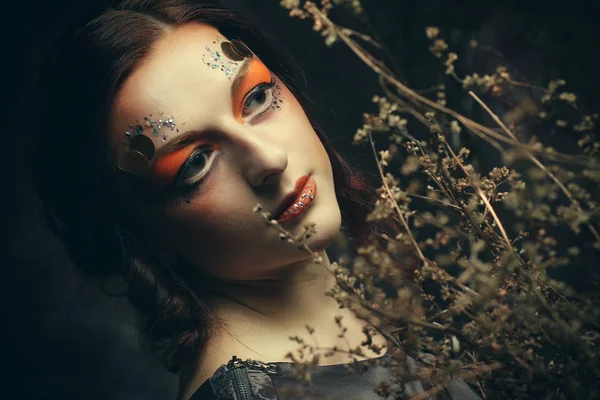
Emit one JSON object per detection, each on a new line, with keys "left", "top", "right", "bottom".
{"left": 270, "top": 80, "right": 285, "bottom": 112}
{"left": 161, "top": 182, "right": 203, "bottom": 207}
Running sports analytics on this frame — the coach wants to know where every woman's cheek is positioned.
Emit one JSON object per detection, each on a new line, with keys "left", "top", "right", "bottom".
{"left": 286, "top": 96, "right": 331, "bottom": 172}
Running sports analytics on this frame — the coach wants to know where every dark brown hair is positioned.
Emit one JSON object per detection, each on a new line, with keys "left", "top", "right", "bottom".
{"left": 32, "top": 0, "right": 412, "bottom": 373}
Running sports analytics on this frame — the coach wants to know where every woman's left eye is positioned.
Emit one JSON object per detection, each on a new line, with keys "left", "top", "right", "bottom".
{"left": 174, "top": 145, "right": 219, "bottom": 188}
{"left": 242, "top": 76, "right": 276, "bottom": 119}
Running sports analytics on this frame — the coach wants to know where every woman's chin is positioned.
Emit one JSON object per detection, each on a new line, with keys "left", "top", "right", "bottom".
{"left": 291, "top": 205, "right": 342, "bottom": 254}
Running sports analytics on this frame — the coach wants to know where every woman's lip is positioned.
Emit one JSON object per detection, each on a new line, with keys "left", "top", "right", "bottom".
{"left": 276, "top": 176, "right": 317, "bottom": 223}
{"left": 273, "top": 174, "right": 310, "bottom": 218}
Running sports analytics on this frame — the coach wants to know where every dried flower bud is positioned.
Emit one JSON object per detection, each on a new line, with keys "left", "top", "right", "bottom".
{"left": 429, "top": 39, "right": 448, "bottom": 58}
{"left": 425, "top": 26, "right": 440, "bottom": 39}
{"left": 280, "top": 0, "right": 301, "bottom": 9}
{"left": 558, "top": 92, "right": 577, "bottom": 104}
{"left": 451, "top": 120, "right": 462, "bottom": 135}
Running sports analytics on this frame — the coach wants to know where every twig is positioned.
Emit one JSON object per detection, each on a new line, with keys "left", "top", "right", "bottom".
{"left": 378, "top": 74, "right": 509, "bottom": 157}
{"left": 340, "top": 27, "right": 382, "bottom": 49}
{"left": 368, "top": 132, "right": 428, "bottom": 264}
{"left": 468, "top": 91, "right": 600, "bottom": 244}
{"left": 307, "top": 4, "right": 598, "bottom": 168}
{"left": 406, "top": 193, "right": 462, "bottom": 210}
{"left": 409, "top": 362, "right": 503, "bottom": 400}
{"left": 509, "top": 80, "right": 550, "bottom": 93}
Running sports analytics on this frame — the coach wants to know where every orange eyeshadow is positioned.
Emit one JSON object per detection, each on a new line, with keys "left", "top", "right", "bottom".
{"left": 151, "top": 141, "right": 221, "bottom": 188}
{"left": 233, "top": 59, "right": 272, "bottom": 122}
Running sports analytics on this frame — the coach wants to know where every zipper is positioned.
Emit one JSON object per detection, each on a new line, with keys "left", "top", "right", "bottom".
{"left": 229, "top": 362, "right": 252, "bottom": 400}
{"left": 227, "top": 355, "right": 284, "bottom": 400}
{"left": 228, "top": 355, "right": 284, "bottom": 375}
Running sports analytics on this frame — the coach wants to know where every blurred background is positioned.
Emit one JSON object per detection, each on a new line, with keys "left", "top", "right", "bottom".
{"left": 3, "top": 0, "right": 599, "bottom": 398}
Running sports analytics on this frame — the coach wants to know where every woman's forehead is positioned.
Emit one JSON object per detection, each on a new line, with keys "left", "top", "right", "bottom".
{"left": 109, "top": 23, "right": 262, "bottom": 159}
{"left": 111, "top": 23, "right": 240, "bottom": 134}
{"left": 109, "top": 22, "right": 270, "bottom": 178}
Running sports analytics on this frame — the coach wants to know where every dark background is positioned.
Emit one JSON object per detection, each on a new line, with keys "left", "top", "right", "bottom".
{"left": 3, "top": 0, "right": 599, "bottom": 399}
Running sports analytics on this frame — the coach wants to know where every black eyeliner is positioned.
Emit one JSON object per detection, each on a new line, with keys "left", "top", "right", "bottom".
{"left": 247, "top": 73, "right": 275, "bottom": 96}
{"left": 245, "top": 77, "right": 275, "bottom": 106}
{"left": 159, "top": 146, "right": 214, "bottom": 205}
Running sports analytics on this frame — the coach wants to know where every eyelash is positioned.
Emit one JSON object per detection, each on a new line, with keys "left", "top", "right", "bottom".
{"left": 175, "top": 145, "right": 217, "bottom": 188}
{"left": 160, "top": 145, "right": 216, "bottom": 206}
{"left": 162, "top": 76, "right": 278, "bottom": 204}
{"left": 242, "top": 75, "right": 276, "bottom": 119}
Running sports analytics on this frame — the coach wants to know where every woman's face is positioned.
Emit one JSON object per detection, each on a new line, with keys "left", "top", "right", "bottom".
{"left": 109, "top": 23, "right": 341, "bottom": 281}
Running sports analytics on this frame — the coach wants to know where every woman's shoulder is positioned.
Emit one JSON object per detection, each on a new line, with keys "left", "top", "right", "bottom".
{"left": 185, "top": 333, "right": 394, "bottom": 400}
{"left": 181, "top": 328, "right": 386, "bottom": 399}
{"left": 180, "top": 332, "right": 247, "bottom": 399}
{"left": 182, "top": 330, "right": 481, "bottom": 400}
{"left": 183, "top": 326, "right": 386, "bottom": 395}
{"left": 188, "top": 355, "right": 283, "bottom": 400}
{"left": 180, "top": 329, "right": 297, "bottom": 399}
{"left": 186, "top": 350, "right": 482, "bottom": 400}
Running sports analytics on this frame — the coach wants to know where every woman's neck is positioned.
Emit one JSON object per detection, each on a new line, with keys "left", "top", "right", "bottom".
{"left": 210, "top": 250, "right": 341, "bottom": 329}
{"left": 178, "top": 250, "right": 390, "bottom": 399}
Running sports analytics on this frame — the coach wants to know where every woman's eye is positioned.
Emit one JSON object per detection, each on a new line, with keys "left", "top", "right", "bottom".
{"left": 242, "top": 76, "right": 276, "bottom": 119}
{"left": 174, "top": 146, "right": 218, "bottom": 188}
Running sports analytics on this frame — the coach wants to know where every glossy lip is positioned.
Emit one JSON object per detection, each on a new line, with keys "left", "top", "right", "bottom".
{"left": 275, "top": 175, "right": 316, "bottom": 223}
{"left": 272, "top": 174, "right": 310, "bottom": 220}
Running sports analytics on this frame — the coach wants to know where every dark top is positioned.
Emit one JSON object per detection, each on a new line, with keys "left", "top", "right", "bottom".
{"left": 190, "top": 342, "right": 482, "bottom": 400}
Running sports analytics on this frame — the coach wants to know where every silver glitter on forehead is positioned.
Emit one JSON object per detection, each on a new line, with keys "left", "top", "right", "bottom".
{"left": 202, "top": 36, "right": 241, "bottom": 80}
{"left": 123, "top": 114, "right": 177, "bottom": 146}
{"left": 117, "top": 113, "right": 179, "bottom": 176}
{"left": 202, "top": 36, "right": 254, "bottom": 80}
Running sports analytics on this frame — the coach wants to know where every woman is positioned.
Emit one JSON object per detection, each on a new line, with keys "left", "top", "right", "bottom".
{"left": 32, "top": 0, "right": 480, "bottom": 398}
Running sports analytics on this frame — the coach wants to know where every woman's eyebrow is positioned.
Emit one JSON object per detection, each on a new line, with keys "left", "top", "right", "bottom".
{"left": 151, "top": 58, "right": 253, "bottom": 163}
{"left": 151, "top": 130, "right": 205, "bottom": 166}
{"left": 231, "top": 58, "right": 271, "bottom": 120}
{"left": 151, "top": 57, "right": 260, "bottom": 172}
{"left": 231, "top": 58, "right": 252, "bottom": 99}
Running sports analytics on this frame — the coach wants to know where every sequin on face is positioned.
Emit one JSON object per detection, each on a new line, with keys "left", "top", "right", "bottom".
{"left": 201, "top": 36, "right": 254, "bottom": 80}
{"left": 117, "top": 113, "right": 179, "bottom": 177}
{"left": 221, "top": 39, "right": 253, "bottom": 61}
{"left": 118, "top": 37, "right": 258, "bottom": 178}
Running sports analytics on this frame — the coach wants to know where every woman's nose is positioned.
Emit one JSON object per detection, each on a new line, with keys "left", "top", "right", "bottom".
{"left": 225, "top": 124, "right": 288, "bottom": 187}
